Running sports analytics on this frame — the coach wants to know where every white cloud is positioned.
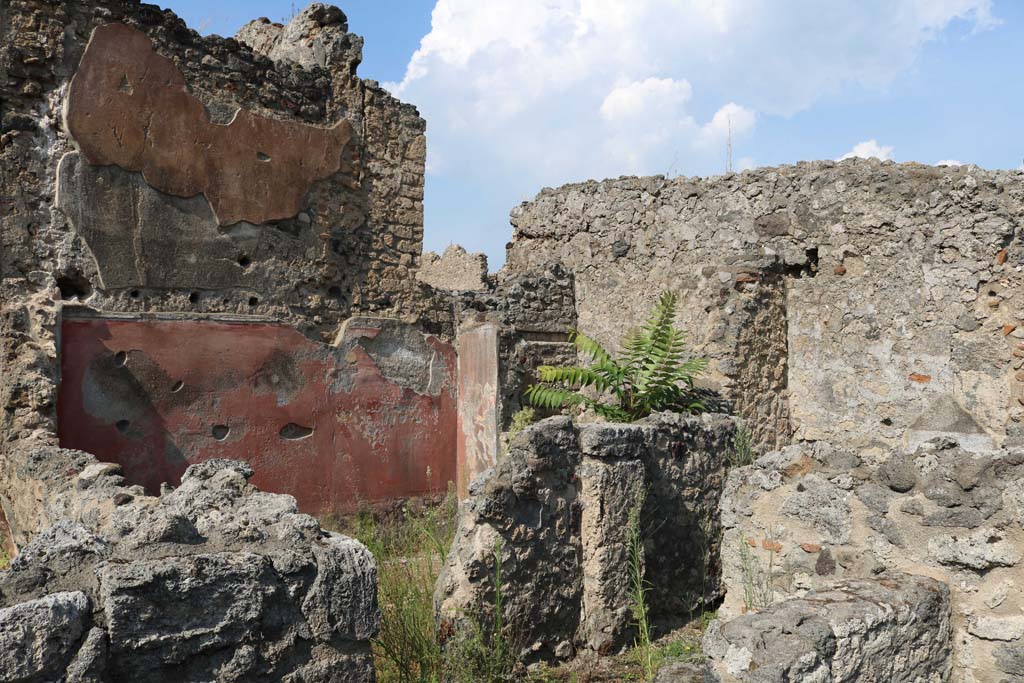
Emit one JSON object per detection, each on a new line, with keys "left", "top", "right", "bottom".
{"left": 386, "top": 0, "right": 996, "bottom": 259}
{"left": 699, "top": 103, "right": 756, "bottom": 147}
{"left": 936, "top": 159, "right": 963, "bottom": 166}
{"left": 839, "top": 139, "right": 895, "bottom": 161}
{"left": 600, "top": 78, "right": 692, "bottom": 123}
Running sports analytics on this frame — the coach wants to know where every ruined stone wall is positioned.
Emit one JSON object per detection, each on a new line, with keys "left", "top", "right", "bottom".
{"left": 507, "top": 161, "right": 1024, "bottom": 451}
{"left": 0, "top": 0, "right": 455, "bottom": 534}
{"left": 3, "top": 1, "right": 427, "bottom": 343}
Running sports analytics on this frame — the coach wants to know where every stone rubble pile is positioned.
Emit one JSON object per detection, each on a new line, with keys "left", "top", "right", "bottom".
{"left": 715, "top": 437, "right": 1024, "bottom": 682}
{"left": 0, "top": 455, "right": 378, "bottom": 683}
{"left": 703, "top": 573, "right": 952, "bottom": 683}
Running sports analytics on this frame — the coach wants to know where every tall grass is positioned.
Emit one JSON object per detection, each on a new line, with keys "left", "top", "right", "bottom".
{"left": 737, "top": 534, "right": 775, "bottom": 612}
{"left": 327, "top": 494, "right": 456, "bottom": 683}
{"left": 627, "top": 495, "right": 655, "bottom": 681}
{"left": 327, "top": 493, "right": 518, "bottom": 683}
{"left": 728, "top": 421, "right": 757, "bottom": 468}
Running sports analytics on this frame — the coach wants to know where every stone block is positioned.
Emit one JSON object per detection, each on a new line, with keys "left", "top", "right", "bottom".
{"left": 303, "top": 534, "right": 380, "bottom": 641}
{"left": 437, "top": 414, "right": 734, "bottom": 664}
{"left": 0, "top": 592, "right": 90, "bottom": 681}
{"left": 98, "top": 553, "right": 288, "bottom": 677}
{"left": 780, "top": 474, "right": 851, "bottom": 543}
{"left": 704, "top": 573, "right": 952, "bottom": 682}
{"left": 577, "top": 456, "right": 646, "bottom": 653}
{"left": 928, "top": 528, "right": 1022, "bottom": 569}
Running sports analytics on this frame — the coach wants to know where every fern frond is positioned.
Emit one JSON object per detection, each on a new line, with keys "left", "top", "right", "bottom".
{"left": 621, "top": 328, "right": 649, "bottom": 371}
{"left": 589, "top": 401, "right": 632, "bottom": 422}
{"left": 639, "top": 292, "right": 677, "bottom": 350}
{"left": 524, "top": 384, "right": 586, "bottom": 411}
{"left": 570, "top": 330, "right": 612, "bottom": 365}
{"left": 536, "top": 365, "right": 611, "bottom": 392}
{"left": 673, "top": 356, "right": 709, "bottom": 382}
{"left": 523, "top": 290, "right": 707, "bottom": 422}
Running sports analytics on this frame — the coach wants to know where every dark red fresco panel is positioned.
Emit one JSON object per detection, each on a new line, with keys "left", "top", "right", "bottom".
{"left": 57, "top": 318, "right": 457, "bottom": 515}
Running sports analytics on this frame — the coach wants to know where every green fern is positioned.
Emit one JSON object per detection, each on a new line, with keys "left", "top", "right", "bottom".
{"left": 525, "top": 291, "right": 707, "bottom": 423}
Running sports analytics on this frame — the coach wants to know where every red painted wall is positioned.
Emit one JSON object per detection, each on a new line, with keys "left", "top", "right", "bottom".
{"left": 58, "top": 316, "right": 457, "bottom": 514}
{"left": 456, "top": 323, "right": 500, "bottom": 499}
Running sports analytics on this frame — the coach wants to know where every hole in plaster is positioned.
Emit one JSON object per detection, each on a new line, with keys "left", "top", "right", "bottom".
{"left": 114, "top": 351, "right": 128, "bottom": 367}
{"left": 115, "top": 419, "right": 130, "bottom": 433}
{"left": 238, "top": 255, "right": 251, "bottom": 268}
{"left": 56, "top": 271, "right": 93, "bottom": 300}
{"left": 256, "top": 151, "right": 271, "bottom": 162}
{"left": 783, "top": 248, "right": 820, "bottom": 279}
{"left": 881, "top": 417, "right": 893, "bottom": 426}
{"left": 171, "top": 380, "right": 184, "bottom": 393}
{"left": 188, "top": 291, "right": 199, "bottom": 304}
{"left": 328, "top": 286, "right": 342, "bottom": 298}
{"left": 806, "top": 248, "right": 819, "bottom": 274}
{"left": 279, "top": 423, "right": 314, "bottom": 440}
{"left": 211, "top": 424, "right": 230, "bottom": 440}
{"left": 248, "top": 297, "right": 259, "bottom": 306}
{"left": 129, "top": 289, "right": 140, "bottom": 299}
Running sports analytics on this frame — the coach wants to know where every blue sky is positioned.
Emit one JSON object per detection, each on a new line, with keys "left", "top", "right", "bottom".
{"left": 162, "top": 1, "right": 1023, "bottom": 269}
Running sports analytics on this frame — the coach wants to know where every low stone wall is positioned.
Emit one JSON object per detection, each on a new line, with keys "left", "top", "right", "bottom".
{"left": 435, "top": 412, "right": 735, "bottom": 663}
{"left": 718, "top": 438, "right": 1024, "bottom": 682}
{"left": 704, "top": 572, "right": 952, "bottom": 682}
{"left": 0, "top": 450, "right": 378, "bottom": 682}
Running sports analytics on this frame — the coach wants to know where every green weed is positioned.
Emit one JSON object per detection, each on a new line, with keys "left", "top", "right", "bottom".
{"left": 329, "top": 493, "right": 456, "bottom": 683}
{"left": 627, "top": 495, "right": 655, "bottom": 681}
{"left": 506, "top": 407, "right": 537, "bottom": 445}
{"left": 728, "top": 421, "right": 757, "bottom": 468}
{"left": 738, "top": 533, "right": 775, "bottom": 612}
{"left": 443, "top": 538, "right": 519, "bottom": 682}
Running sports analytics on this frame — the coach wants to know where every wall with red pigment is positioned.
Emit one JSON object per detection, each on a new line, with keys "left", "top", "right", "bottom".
{"left": 456, "top": 322, "right": 500, "bottom": 498}
{"left": 58, "top": 314, "right": 457, "bottom": 514}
